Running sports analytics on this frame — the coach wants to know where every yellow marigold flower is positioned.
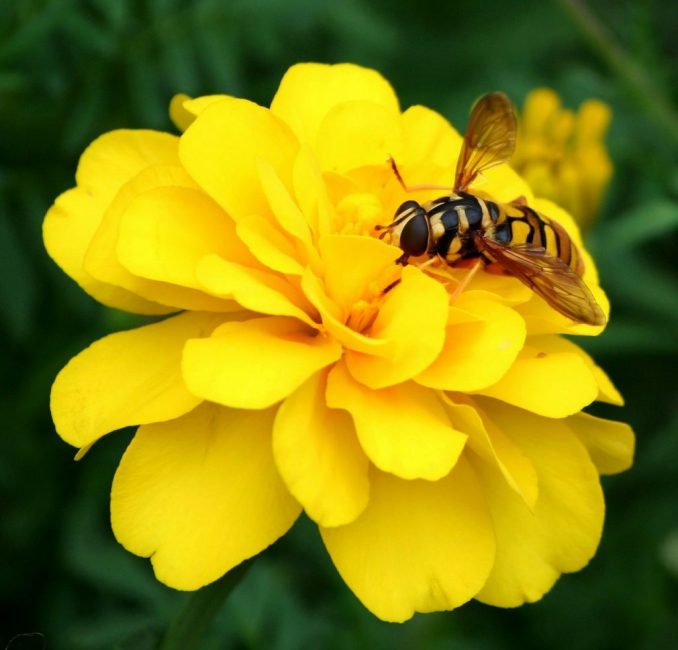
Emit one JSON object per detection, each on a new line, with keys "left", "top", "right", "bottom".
{"left": 512, "top": 88, "right": 613, "bottom": 229}
{"left": 44, "top": 63, "right": 634, "bottom": 622}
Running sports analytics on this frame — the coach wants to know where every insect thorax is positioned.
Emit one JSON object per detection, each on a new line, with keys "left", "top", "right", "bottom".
{"left": 425, "top": 193, "right": 500, "bottom": 261}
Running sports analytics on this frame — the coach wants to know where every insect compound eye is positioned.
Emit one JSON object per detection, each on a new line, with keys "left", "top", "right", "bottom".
{"left": 395, "top": 200, "right": 422, "bottom": 217}
{"left": 399, "top": 208, "right": 430, "bottom": 257}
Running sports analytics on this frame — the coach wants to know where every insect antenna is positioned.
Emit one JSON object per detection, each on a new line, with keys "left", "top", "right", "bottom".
{"left": 387, "top": 156, "right": 455, "bottom": 193}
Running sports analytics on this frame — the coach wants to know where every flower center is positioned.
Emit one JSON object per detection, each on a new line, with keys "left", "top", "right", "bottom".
{"left": 345, "top": 265, "right": 401, "bottom": 333}
{"left": 335, "top": 193, "right": 383, "bottom": 236}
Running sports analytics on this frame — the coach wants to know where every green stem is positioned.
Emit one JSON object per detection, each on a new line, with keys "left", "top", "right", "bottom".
{"left": 558, "top": 0, "right": 678, "bottom": 147}
{"left": 158, "top": 559, "right": 253, "bottom": 650}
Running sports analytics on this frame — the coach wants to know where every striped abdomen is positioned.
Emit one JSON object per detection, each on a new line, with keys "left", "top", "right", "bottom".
{"left": 493, "top": 205, "right": 584, "bottom": 276}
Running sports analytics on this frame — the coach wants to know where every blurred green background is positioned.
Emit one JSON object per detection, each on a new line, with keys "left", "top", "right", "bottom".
{"left": 1, "top": 0, "right": 677, "bottom": 648}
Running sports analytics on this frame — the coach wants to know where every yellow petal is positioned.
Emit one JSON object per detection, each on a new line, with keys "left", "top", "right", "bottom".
{"left": 272, "top": 371, "right": 369, "bottom": 527}
{"left": 77, "top": 129, "right": 180, "bottom": 198}
{"left": 577, "top": 99, "right": 612, "bottom": 144}
{"left": 524, "top": 335, "right": 623, "bottom": 405}
{"left": 473, "top": 163, "right": 533, "bottom": 205}
{"left": 401, "top": 104, "right": 462, "bottom": 169}
{"left": 293, "top": 146, "right": 334, "bottom": 238}
{"left": 236, "top": 214, "right": 305, "bottom": 275}
{"left": 169, "top": 93, "right": 194, "bottom": 132}
{"left": 565, "top": 412, "right": 635, "bottom": 475}
{"left": 116, "top": 185, "right": 249, "bottom": 289}
{"left": 326, "top": 362, "right": 467, "bottom": 480}
{"left": 442, "top": 395, "right": 538, "bottom": 509}
{"left": 182, "top": 316, "right": 342, "bottom": 409}
{"left": 522, "top": 88, "right": 561, "bottom": 135}
{"left": 179, "top": 98, "right": 298, "bottom": 220}
{"left": 44, "top": 130, "right": 181, "bottom": 314}
{"left": 475, "top": 337, "right": 599, "bottom": 418}
{"left": 85, "top": 164, "right": 237, "bottom": 312}
{"left": 45, "top": 188, "right": 172, "bottom": 315}
{"left": 111, "top": 403, "right": 301, "bottom": 590}
{"left": 458, "top": 276, "right": 533, "bottom": 307}
{"left": 270, "top": 63, "right": 399, "bottom": 146}
{"left": 320, "top": 458, "right": 495, "bottom": 622}
{"left": 346, "top": 266, "right": 448, "bottom": 388}
{"left": 197, "top": 254, "right": 317, "bottom": 326}
{"left": 471, "top": 400, "right": 604, "bottom": 607}
{"left": 316, "top": 100, "right": 403, "bottom": 173}
{"left": 169, "top": 93, "right": 231, "bottom": 131}
{"left": 416, "top": 295, "right": 526, "bottom": 392}
{"left": 258, "top": 159, "right": 314, "bottom": 249}
{"left": 51, "top": 312, "right": 223, "bottom": 448}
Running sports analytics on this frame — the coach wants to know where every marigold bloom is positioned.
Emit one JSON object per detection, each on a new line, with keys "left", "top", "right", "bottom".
{"left": 511, "top": 88, "right": 613, "bottom": 229}
{"left": 44, "top": 63, "right": 634, "bottom": 622}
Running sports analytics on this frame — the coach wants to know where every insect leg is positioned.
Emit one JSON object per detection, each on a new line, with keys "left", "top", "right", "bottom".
{"left": 416, "top": 256, "right": 442, "bottom": 271}
{"left": 449, "top": 259, "right": 482, "bottom": 303}
{"left": 381, "top": 278, "right": 402, "bottom": 295}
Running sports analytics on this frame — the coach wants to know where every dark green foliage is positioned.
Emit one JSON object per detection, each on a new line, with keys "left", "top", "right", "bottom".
{"left": 1, "top": 0, "right": 677, "bottom": 648}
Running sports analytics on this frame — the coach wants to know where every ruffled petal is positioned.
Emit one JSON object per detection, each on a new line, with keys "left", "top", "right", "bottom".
{"left": 182, "top": 316, "right": 342, "bottom": 409}
{"left": 401, "top": 105, "right": 462, "bottom": 169}
{"left": 523, "top": 335, "right": 623, "bottom": 405}
{"left": 292, "top": 146, "right": 335, "bottom": 238}
{"left": 258, "top": 159, "right": 315, "bottom": 253}
{"left": 44, "top": 130, "right": 181, "bottom": 314}
{"left": 326, "top": 362, "right": 467, "bottom": 480}
{"left": 85, "top": 164, "right": 237, "bottom": 312}
{"left": 197, "top": 254, "right": 317, "bottom": 326}
{"left": 273, "top": 371, "right": 369, "bottom": 527}
{"left": 179, "top": 98, "right": 298, "bottom": 220}
{"left": 565, "top": 412, "right": 635, "bottom": 475}
{"left": 472, "top": 399, "right": 604, "bottom": 607}
{"left": 51, "top": 312, "right": 223, "bottom": 448}
{"left": 270, "top": 63, "right": 399, "bottom": 146}
{"left": 320, "top": 458, "right": 495, "bottom": 622}
{"left": 474, "top": 163, "right": 534, "bottom": 205}
{"left": 475, "top": 336, "right": 598, "bottom": 417}
{"left": 169, "top": 93, "right": 231, "bottom": 132}
{"left": 235, "top": 214, "right": 305, "bottom": 275}
{"left": 416, "top": 294, "right": 526, "bottom": 392}
{"left": 316, "top": 100, "right": 403, "bottom": 173}
{"left": 111, "top": 403, "right": 301, "bottom": 590}
{"left": 116, "top": 185, "right": 250, "bottom": 289}
{"left": 345, "top": 265, "right": 449, "bottom": 388}
{"left": 443, "top": 395, "right": 538, "bottom": 508}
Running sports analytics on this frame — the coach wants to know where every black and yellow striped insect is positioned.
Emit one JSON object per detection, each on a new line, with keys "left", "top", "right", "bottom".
{"left": 377, "top": 92, "right": 606, "bottom": 326}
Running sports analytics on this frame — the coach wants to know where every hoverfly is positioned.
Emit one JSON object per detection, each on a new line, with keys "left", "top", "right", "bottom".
{"left": 376, "top": 92, "right": 606, "bottom": 326}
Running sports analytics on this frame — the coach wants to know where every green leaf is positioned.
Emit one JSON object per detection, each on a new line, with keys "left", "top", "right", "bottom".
{"left": 600, "top": 200, "right": 678, "bottom": 249}
{"left": 0, "top": 202, "right": 37, "bottom": 341}
{"left": 159, "top": 560, "right": 253, "bottom": 650}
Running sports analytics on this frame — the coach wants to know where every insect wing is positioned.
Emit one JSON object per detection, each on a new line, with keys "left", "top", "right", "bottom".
{"left": 455, "top": 92, "right": 517, "bottom": 192}
{"left": 474, "top": 235, "right": 606, "bottom": 326}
